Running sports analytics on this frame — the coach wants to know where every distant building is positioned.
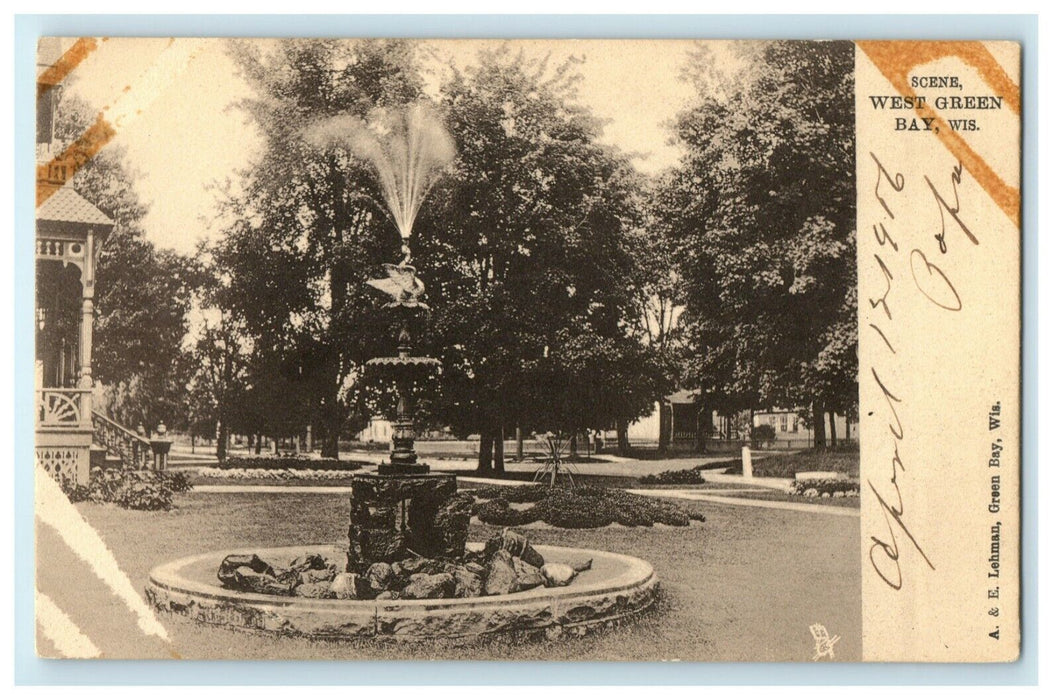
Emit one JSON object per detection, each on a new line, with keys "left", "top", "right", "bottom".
{"left": 627, "top": 390, "right": 858, "bottom": 448}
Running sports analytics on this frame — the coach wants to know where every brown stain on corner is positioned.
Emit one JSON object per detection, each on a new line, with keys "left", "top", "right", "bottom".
{"left": 36, "top": 38, "right": 116, "bottom": 207}
{"left": 36, "top": 113, "right": 117, "bottom": 207}
{"left": 36, "top": 37, "right": 99, "bottom": 99}
{"left": 857, "top": 41, "right": 1021, "bottom": 228}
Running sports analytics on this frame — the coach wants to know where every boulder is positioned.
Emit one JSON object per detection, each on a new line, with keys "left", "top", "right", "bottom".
{"left": 402, "top": 572, "right": 456, "bottom": 600}
{"left": 452, "top": 565, "right": 484, "bottom": 598}
{"left": 541, "top": 563, "right": 577, "bottom": 587}
{"left": 571, "top": 558, "right": 593, "bottom": 573}
{"left": 484, "top": 550, "right": 518, "bottom": 596}
{"left": 464, "top": 561, "right": 487, "bottom": 578}
{"left": 329, "top": 572, "right": 360, "bottom": 600}
{"left": 393, "top": 556, "right": 432, "bottom": 578}
{"left": 299, "top": 567, "right": 337, "bottom": 585}
{"left": 366, "top": 562, "right": 394, "bottom": 592}
{"left": 238, "top": 567, "right": 298, "bottom": 596}
{"left": 431, "top": 493, "right": 474, "bottom": 558}
{"left": 288, "top": 553, "right": 328, "bottom": 572}
{"left": 294, "top": 582, "right": 333, "bottom": 599}
{"left": 375, "top": 590, "right": 399, "bottom": 601}
{"left": 218, "top": 553, "right": 274, "bottom": 588}
{"left": 484, "top": 529, "right": 545, "bottom": 568}
{"left": 270, "top": 567, "right": 302, "bottom": 594}
{"left": 512, "top": 557, "right": 546, "bottom": 592}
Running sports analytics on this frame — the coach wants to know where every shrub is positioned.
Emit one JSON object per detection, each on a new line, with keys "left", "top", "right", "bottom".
{"left": 791, "top": 478, "right": 859, "bottom": 497}
{"left": 60, "top": 467, "right": 188, "bottom": 511}
{"left": 638, "top": 468, "right": 705, "bottom": 485}
{"left": 473, "top": 498, "right": 536, "bottom": 527}
{"left": 473, "top": 485, "right": 705, "bottom": 529}
{"left": 219, "top": 456, "right": 367, "bottom": 472}
{"left": 472, "top": 483, "right": 549, "bottom": 502}
{"left": 751, "top": 424, "right": 777, "bottom": 442}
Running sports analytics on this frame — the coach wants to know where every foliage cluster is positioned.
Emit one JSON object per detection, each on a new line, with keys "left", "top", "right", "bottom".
{"left": 61, "top": 468, "right": 192, "bottom": 511}
{"left": 472, "top": 485, "right": 706, "bottom": 528}
{"left": 637, "top": 469, "right": 705, "bottom": 485}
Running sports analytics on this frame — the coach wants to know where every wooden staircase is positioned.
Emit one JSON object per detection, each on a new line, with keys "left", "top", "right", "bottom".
{"left": 90, "top": 411, "right": 154, "bottom": 473}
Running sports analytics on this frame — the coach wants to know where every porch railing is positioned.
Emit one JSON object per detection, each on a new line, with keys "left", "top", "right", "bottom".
{"left": 37, "top": 388, "right": 92, "bottom": 429}
{"left": 91, "top": 411, "right": 152, "bottom": 471}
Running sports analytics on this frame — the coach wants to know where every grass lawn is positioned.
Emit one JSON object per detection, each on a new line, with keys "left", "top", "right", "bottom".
{"left": 715, "top": 450, "right": 860, "bottom": 479}
{"left": 38, "top": 490, "right": 860, "bottom": 661}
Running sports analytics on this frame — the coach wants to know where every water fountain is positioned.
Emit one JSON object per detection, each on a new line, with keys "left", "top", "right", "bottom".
{"left": 144, "top": 104, "right": 659, "bottom": 641}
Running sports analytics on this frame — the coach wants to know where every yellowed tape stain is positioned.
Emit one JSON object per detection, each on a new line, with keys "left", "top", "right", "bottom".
{"left": 36, "top": 37, "right": 101, "bottom": 99}
{"left": 857, "top": 40, "right": 1021, "bottom": 228}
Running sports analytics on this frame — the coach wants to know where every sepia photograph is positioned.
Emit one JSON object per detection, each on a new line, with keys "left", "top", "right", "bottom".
{"left": 30, "top": 33, "right": 1018, "bottom": 665}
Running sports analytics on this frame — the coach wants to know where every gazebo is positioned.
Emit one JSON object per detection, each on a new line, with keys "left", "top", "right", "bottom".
{"left": 34, "top": 37, "right": 118, "bottom": 486}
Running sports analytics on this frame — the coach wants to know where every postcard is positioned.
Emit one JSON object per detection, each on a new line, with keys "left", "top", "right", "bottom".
{"left": 32, "top": 36, "right": 1021, "bottom": 662}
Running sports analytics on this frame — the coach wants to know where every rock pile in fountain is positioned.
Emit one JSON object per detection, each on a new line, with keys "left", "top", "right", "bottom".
{"left": 216, "top": 528, "right": 591, "bottom": 601}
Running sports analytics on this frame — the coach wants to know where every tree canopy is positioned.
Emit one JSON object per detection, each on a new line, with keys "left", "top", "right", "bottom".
{"left": 664, "top": 41, "right": 857, "bottom": 440}
{"left": 55, "top": 97, "right": 199, "bottom": 430}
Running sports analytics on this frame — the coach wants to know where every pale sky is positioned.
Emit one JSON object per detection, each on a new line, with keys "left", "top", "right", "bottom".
{"left": 60, "top": 38, "right": 699, "bottom": 255}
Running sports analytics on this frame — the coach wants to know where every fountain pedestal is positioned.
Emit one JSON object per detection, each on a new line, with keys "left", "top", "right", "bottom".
{"left": 347, "top": 470, "right": 469, "bottom": 570}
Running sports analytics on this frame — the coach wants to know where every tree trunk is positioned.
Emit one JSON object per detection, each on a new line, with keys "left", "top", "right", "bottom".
{"left": 845, "top": 415, "right": 851, "bottom": 441}
{"left": 695, "top": 407, "right": 707, "bottom": 452}
{"left": 812, "top": 403, "right": 827, "bottom": 450}
{"left": 491, "top": 425, "right": 505, "bottom": 473}
{"left": 191, "top": 434, "right": 196, "bottom": 454}
{"left": 828, "top": 411, "right": 838, "bottom": 449}
{"left": 216, "top": 420, "right": 228, "bottom": 461}
{"left": 477, "top": 432, "right": 492, "bottom": 474}
{"left": 255, "top": 434, "right": 262, "bottom": 455}
{"left": 320, "top": 392, "right": 340, "bottom": 459}
{"left": 617, "top": 422, "right": 631, "bottom": 456}
{"left": 515, "top": 426, "right": 523, "bottom": 462}
{"left": 657, "top": 400, "right": 671, "bottom": 454}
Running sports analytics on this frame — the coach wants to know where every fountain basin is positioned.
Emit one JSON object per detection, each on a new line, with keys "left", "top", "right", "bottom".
{"left": 145, "top": 543, "right": 658, "bottom": 640}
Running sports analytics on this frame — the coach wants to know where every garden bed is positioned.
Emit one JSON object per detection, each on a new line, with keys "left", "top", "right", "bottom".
{"left": 198, "top": 467, "right": 359, "bottom": 483}
{"left": 218, "top": 456, "right": 370, "bottom": 471}
{"left": 715, "top": 449, "right": 859, "bottom": 479}
{"left": 471, "top": 484, "right": 706, "bottom": 528}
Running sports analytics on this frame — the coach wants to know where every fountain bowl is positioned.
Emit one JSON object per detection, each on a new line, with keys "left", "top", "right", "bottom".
{"left": 145, "top": 542, "right": 658, "bottom": 641}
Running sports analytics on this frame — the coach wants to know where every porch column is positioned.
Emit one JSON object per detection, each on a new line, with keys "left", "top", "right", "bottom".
{"left": 77, "top": 230, "right": 95, "bottom": 427}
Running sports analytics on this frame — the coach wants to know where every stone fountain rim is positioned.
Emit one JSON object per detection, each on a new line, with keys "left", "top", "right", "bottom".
{"left": 147, "top": 542, "right": 655, "bottom": 611}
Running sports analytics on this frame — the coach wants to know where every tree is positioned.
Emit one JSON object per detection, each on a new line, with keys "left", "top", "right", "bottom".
{"left": 55, "top": 96, "right": 198, "bottom": 430}
{"left": 415, "top": 46, "right": 661, "bottom": 472}
{"left": 629, "top": 176, "right": 693, "bottom": 453}
{"left": 666, "top": 41, "right": 857, "bottom": 448}
{"left": 188, "top": 312, "right": 251, "bottom": 460}
{"left": 215, "top": 39, "right": 425, "bottom": 458}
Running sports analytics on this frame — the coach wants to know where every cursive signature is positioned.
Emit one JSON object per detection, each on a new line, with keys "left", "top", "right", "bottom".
{"left": 924, "top": 163, "right": 978, "bottom": 254}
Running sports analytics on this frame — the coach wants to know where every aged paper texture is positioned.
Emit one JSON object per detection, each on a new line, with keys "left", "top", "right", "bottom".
{"left": 856, "top": 41, "right": 1021, "bottom": 662}
{"left": 32, "top": 37, "right": 1021, "bottom": 662}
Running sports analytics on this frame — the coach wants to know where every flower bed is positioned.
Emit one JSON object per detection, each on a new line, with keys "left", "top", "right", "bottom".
{"left": 790, "top": 477, "right": 859, "bottom": 498}
{"left": 472, "top": 485, "right": 705, "bottom": 528}
{"left": 638, "top": 468, "right": 705, "bottom": 485}
{"left": 218, "top": 456, "right": 368, "bottom": 471}
{"left": 199, "top": 467, "right": 358, "bottom": 481}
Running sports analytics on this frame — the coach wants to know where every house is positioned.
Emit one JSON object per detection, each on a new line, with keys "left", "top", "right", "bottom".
{"left": 627, "top": 389, "right": 858, "bottom": 449}
{"left": 35, "top": 38, "right": 159, "bottom": 486}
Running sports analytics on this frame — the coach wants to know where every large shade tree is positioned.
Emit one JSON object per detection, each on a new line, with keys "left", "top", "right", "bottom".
{"left": 415, "top": 46, "right": 664, "bottom": 472}
{"left": 666, "top": 41, "right": 858, "bottom": 446}
{"left": 214, "top": 39, "right": 425, "bottom": 457}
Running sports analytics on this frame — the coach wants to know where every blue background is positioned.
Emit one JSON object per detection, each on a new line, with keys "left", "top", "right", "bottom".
{"left": 13, "top": 13, "right": 1039, "bottom": 685}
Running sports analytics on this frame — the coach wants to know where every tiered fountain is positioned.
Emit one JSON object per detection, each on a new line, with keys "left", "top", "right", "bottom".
{"left": 144, "top": 104, "right": 659, "bottom": 642}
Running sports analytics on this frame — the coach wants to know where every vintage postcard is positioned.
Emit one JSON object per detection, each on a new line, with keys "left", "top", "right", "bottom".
{"left": 32, "top": 37, "right": 1021, "bottom": 662}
